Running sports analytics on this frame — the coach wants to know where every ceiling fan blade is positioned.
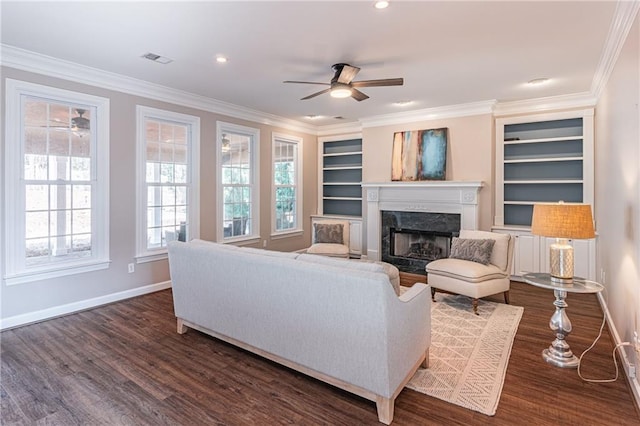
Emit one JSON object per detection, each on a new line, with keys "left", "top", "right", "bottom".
{"left": 301, "top": 88, "right": 332, "bottom": 100}
{"left": 336, "top": 65, "right": 360, "bottom": 84}
{"left": 351, "top": 89, "right": 369, "bottom": 102}
{"left": 351, "top": 78, "right": 404, "bottom": 88}
{"left": 283, "top": 80, "right": 331, "bottom": 85}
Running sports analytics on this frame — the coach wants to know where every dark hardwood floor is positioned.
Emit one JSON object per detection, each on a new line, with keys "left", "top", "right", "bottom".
{"left": 2, "top": 278, "right": 639, "bottom": 425}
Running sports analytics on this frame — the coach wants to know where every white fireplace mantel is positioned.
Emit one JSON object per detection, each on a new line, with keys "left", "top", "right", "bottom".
{"left": 361, "top": 181, "right": 484, "bottom": 260}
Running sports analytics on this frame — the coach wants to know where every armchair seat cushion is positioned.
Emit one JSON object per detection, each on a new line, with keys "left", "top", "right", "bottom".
{"left": 306, "top": 243, "right": 349, "bottom": 257}
{"left": 426, "top": 258, "right": 507, "bottom": 283}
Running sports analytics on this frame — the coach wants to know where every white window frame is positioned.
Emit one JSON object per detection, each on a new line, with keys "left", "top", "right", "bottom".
{"left": 4, "top": 79, "right": 110, "bottom": 285}
{"left": 216, "top": 121, "right": 260, "bottom": 244}
{"left": 135, "top": 106, "right": 200, "bottom": 262}
{"left": 271, "top": 133, "right": 303, "bottom": 238}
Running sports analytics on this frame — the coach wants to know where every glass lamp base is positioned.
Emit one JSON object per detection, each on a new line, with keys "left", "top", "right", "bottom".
{"left": 550, "top": 240, "right": 573, "bottom": 281}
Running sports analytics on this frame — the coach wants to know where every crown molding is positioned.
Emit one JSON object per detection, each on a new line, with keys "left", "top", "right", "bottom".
{"left": 358, "top": 100, "right": 497, "bottom": 128}
{"left": 0, "top": 44, "right": 318, "bottom": 135}
{"left": 493, "top": 92, "right": 597, "bottom": 117}
{"left": 591, "top": 0, "right": 640, "bottom": 100}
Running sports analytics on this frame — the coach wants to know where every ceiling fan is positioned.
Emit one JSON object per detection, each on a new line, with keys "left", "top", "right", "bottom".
{"left": 48, "top": 108, "right": 90, "bottom": 132}
{"left": 284, "top": 63, "right": 403, "bottom": 102}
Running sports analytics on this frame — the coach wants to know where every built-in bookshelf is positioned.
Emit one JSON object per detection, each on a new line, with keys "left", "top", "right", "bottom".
{"left": 320, "top": 138, "right": 363, "bottom": 217}
{"left": 495, "top": 110, "right": 594, "bottom": 228}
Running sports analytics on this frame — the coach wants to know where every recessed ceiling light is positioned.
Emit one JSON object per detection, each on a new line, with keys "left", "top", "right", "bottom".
{"left": 527, "top": 78, "right": 550, "bottom": 86}
{"left": 374, "top": 1, "right": 389, "bottom": 9}
{"left": 393, "top": 100, "right": 413, "bottom": 106}
{"left": 216, "top": 56, "right": 228, "bottom": 63}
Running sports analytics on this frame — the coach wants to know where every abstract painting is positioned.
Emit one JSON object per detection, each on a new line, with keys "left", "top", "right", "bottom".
{"left": 391, "top": 128, "right": 448, "bottom": 181}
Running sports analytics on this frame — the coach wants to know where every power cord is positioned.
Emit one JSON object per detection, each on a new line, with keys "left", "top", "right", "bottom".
{"left": 577, "top": 287, "right": 634, "bottom": 383}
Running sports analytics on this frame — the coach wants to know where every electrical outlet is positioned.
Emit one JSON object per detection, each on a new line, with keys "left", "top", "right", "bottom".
{"left": 128, "top": 263, "right": 135, "bottom": 273}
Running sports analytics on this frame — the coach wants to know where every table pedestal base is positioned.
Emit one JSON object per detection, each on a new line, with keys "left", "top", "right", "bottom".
{"left": 542, "top": 289, "right": 579, "bottom": 368}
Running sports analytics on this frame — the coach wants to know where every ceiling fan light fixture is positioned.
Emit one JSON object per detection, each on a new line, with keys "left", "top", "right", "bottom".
{"left": 216, "top": 55, "right": 228, "bottom": 63}
{"left": 330, "top": 84, "right": 352, "bottom": 98}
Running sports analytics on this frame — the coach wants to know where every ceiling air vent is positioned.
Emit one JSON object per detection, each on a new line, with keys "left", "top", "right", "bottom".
{"left": 141, "top": 52, "right": 173, "bottom": 64}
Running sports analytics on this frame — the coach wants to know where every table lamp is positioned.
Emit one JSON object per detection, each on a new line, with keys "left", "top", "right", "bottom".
{"left": 531, "top": 202, "right": 595, "bottom": 283}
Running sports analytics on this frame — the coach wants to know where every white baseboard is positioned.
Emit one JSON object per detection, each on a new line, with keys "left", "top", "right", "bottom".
{"left": 0, "top": 280, "right": 172, "bottom": 331}
{"left": 597, "top": 292, "right": 640, "bottom": 411}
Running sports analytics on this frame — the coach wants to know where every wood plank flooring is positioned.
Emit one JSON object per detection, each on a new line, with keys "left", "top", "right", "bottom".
{"left": 2, "top": 278, "right": 639, "bottom": 425}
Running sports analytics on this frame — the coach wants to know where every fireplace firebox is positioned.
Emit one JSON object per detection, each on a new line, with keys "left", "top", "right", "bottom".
{"left": 381, "top": 210, "right": 460, "bottom": 274}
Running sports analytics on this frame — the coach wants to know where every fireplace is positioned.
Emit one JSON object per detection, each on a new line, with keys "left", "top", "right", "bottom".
{"left": 381, "top": 210, "right": 460, "bottom": 274}
{"left": 361, "top": 181, "right": 483, "bottom": 272}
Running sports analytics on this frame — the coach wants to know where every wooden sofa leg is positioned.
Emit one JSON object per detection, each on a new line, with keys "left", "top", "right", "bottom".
{"left": 421, "top": 348, "right": 429, "bottom": 369}
{"left": 177, "top": 318, "right": 188, "bottom": 334}
{"left": 504, "top": 291, "right": 510, "bottom": 305}
{"left": 430, "top": 286, "right": 437, "bottom": 302}
{"left": 472, "top": 299, "right": 479, "bottom": 315}
{"left": 376, "top": 396, "right": 394, "bottom": 425}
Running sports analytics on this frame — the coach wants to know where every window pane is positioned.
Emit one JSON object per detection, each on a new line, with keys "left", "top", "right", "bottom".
{"left": 146, "top": 162, "right": 161, "bottom": 183}
{"left": 24, "top": 154, "right": 48, "bottom": 180}
{"left": 26, "top": 211, "right": 49, "bottom": 239}
{"left": 162, "top": 206, "right": 176, "bottom": 226}
{"left": 50, "top": 184, "right": 71, "bottom": 210}
{"left": 25, "top": 185, "right": 48, "bottom": 211}
{"left": 147, "top": 227, "right": 161, "bottom": 248}
{"left": 49, "top": 130, "right": 70, "bottom": 156}
{"left": 24, "top": 100, "right": 48, "bottom": 127}
{"left": 26, "top": 238, "right": 50, "bottom": 260}
{"left": 174, "top": 145, "right": 187, "bottom": 163}
{"left": 160, "top": 163, "right": 174, "bottom": 183}
{"left": 71, "top": 133, "right": 90, "bottom": 157}
{"left": 72, "top": 209, "right": 91, "bottom": 234}
{"left": 71, "top": 157, "right": 91, "bottom": 181}
{"left": 72, "top": 185, "right": 91, "bottom": 209}
{"left": 146, "top": 142, "right": 160, "bottom": 162}
{"left": 160, "top": 143, "right": 173, "bottom": 162}
{"left": 146, "top": 121, "right": 159, "bottom": 142}
{"left": 24, "top": 127, "right": 48, "bottom": 155}
{"left": 162, "top": 186, "right": 175, "bottom": 206}
{"left": 48, "top": 156, "right": 70, "bottom": 181}
{"left": 175, "top": 164, "right": 187, "bottom": 183}
{"left": 72, "top": 234, "right": 91, "bottom": 254}
{"left": 175, "top": 186, "right": 187, "bottom": 205}
{"left": 174, "top": 126, "right": 186, "bottom": 144}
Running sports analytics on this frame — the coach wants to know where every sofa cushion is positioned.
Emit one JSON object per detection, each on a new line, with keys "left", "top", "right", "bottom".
{"left": 297, "top": 253, "right": 384, "bottom": 273}
{"left": 190, "top": 239, "right": 300, "bottom": 259}
{"left": 306, "top": 243, "right": 350, "bottom": 257}
{"left": 313, "top": 223, "right": 344, "bottom": 244}
{"left": 459, "top": 230, "right": 511, "bottom": 271}
{"left": 426, "top": 258, "right": 507, "bottom": 283}
{"left": 449, "top": 237, "right": 495, "bottom": 265}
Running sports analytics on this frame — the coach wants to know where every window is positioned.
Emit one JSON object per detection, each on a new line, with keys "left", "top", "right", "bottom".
{"left": 4, "top": 79, "right": 110, "bottom": 285}
{"left": 272, "top": 133, "right": 302, "bottom": 236}
{"left": 136, "top": 106, "right": 200, "bottom": 261}
{"left": 217, "top": 122, "right": 260, "bottom": 243}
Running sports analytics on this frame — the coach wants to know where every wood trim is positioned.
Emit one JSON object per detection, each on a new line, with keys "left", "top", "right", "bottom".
{"left": 177, "top": 317, "right": 426, "bottom": 424}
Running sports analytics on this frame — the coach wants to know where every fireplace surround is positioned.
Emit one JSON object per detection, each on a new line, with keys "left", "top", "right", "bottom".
{"left": 362, "top": 181, "right": 484, "bottom": 273}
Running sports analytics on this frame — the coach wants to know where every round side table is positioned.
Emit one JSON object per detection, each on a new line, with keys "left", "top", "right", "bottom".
{"left": 523, "top": 272, "right": 604, "bottom": 368}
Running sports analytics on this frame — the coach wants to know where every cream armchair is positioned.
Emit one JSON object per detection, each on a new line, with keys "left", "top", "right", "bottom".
{"left": 426, "top": 230, "right": 514, "bottom": 315}
{"left": 306, "top": 219, "right": 350, "bottom": 258}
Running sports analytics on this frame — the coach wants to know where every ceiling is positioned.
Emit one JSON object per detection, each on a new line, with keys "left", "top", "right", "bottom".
{"left": 0, "top": 1, "right": 618, "bottom": 128}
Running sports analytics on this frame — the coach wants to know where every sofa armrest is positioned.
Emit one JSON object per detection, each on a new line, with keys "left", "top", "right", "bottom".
{"left": 399, "top": 282, "right": 428, "bottom": 302}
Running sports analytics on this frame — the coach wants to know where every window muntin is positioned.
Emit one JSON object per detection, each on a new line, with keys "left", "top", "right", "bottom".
{"left": 136, "top": 106, "right": 200, "bottom": 260}
{"left": 272, "top": 134, "right": 302, "bottom": 235}
{"left": 4, "top": 79, "right": 110, "bottom": 284}
{"left": 217, "top": 122, "right": 260, "bottom": 243}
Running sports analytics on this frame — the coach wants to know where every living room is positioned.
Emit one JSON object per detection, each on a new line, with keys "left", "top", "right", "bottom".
{"left": 1, "top": 1, "right": 639, "bottom": 424}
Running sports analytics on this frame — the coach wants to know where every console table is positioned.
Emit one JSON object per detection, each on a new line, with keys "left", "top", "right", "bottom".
{"left": 523, "top": 272, "right": 604, "bottom": 368}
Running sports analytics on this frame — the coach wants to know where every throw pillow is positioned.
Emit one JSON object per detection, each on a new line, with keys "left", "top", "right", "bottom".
{"left": 449, "top": 238, "right": 496, "bottom": 265}
{"left": 314, "top": 223, "right": 344, "bottom": 244}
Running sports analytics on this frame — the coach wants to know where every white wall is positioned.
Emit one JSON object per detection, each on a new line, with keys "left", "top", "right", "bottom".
{"left": 361, "top": 113, "right": 494, "bottom": 229}
{"left": 594, "top": 12, "right": 640, "bottom": 397}
{"left": 0, "top": 66, "right": 317, "bottom": 328}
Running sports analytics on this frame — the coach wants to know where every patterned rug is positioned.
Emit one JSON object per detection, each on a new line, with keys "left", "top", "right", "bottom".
{"left": 405, "top": 291, "right": 524, "bottom": 416}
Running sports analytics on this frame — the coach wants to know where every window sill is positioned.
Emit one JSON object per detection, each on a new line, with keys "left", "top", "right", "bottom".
{"left": 270, "top": 229, "right": 304, "bottom": 240}
{"left": 4, "top": 259, "right": 111, "bottom": 286}
{"left": 220, "top": 236, "right": 261, "bottom": 246}
{"left": 135, "top": 252, "right": 168, "bottom": 264}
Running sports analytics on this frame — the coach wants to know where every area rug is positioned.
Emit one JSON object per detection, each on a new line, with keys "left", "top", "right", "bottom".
{"left": 405, "top": 291, "right": 524, "bottom": 416}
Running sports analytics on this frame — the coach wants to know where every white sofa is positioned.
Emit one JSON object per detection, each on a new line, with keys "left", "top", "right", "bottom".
{"left": 168, "top": 240, "right": 431, "bottom": 424}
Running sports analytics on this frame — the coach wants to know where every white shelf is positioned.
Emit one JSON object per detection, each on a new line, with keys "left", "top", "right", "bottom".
{"left": 503, "top": 135, "right": 583, "bottom": 145}
{"left": 323, "top": 182, "right": 362, "bottom": 186}
{"left": 504, "top": 179, "right": 583, "bottom": 184}
{"left": 323, "top": 166, "right": 362, "bottom": 171}
{"left": 323, "top": 196, "right": 362, "bottom": 201}
{"left": 504, "top": 156, "right": 583, "bottom": 164}
{"left": 323, "top": 151, "right": 362, "bottom": 157}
